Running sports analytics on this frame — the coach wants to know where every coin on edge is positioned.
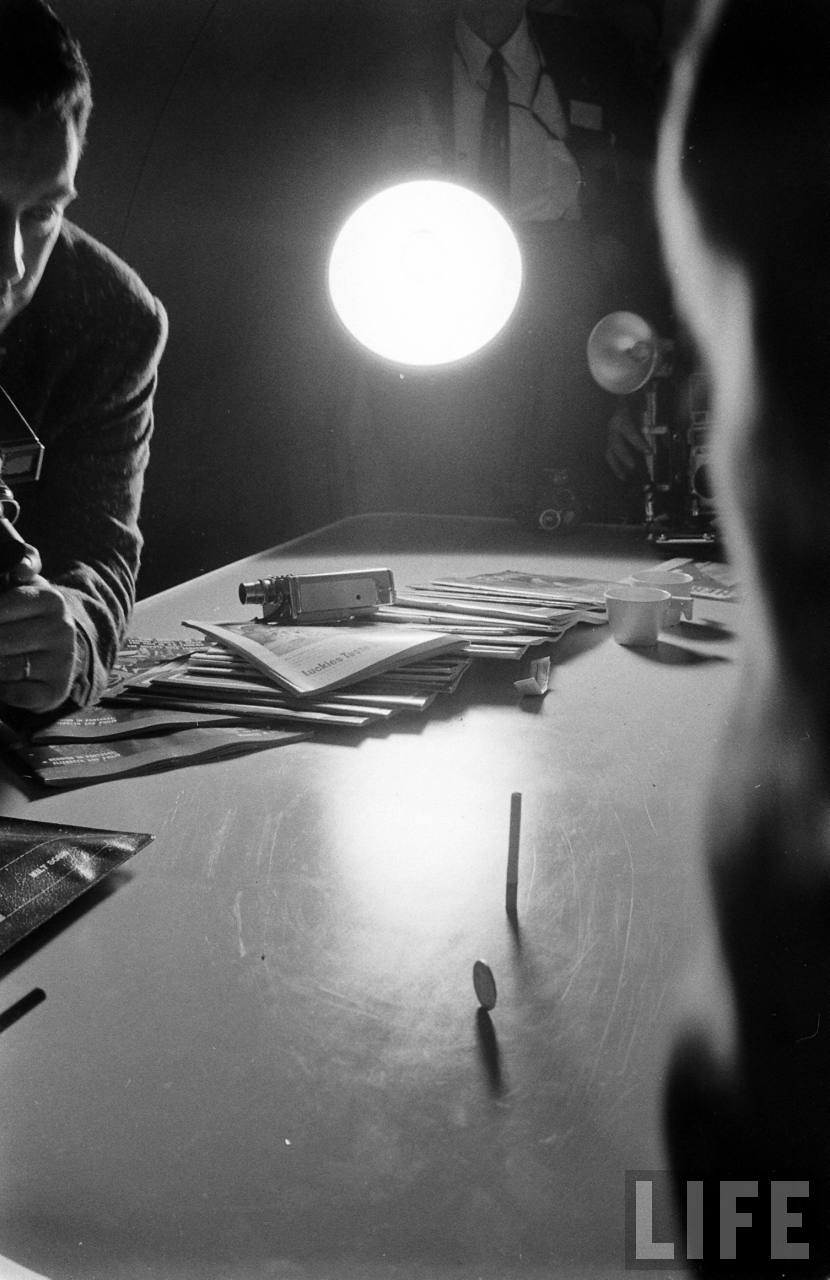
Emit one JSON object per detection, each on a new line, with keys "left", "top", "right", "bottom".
{"left": 473, "top": 959, "right": 497, "bottom": 1011}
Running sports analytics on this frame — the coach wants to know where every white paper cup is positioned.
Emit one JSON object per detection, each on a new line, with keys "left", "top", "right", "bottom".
{"left": 630, "top": 569, "right": 694, "bottom": 627}
{"left": 604, "top": 585, "right": 670, "bottom": 646}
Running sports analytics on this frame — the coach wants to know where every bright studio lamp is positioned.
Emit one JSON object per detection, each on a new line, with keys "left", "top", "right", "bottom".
{"left": 327, "top": 179, "right": 523, "bottom": 366}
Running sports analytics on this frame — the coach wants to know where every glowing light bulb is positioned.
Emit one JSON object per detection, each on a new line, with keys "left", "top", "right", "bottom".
{"left": 328, "top": 179, "right": 523, "bottom": 366}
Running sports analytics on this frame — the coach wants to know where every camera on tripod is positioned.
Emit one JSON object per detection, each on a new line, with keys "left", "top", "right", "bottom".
{"left": 587, "top": 311, "right": 716, "bottom": 546}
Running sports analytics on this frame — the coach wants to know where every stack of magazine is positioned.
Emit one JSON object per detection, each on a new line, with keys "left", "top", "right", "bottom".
{"left": 107, "top": 622, "right": 473, "bottom": 731}
{"left": 6, "top": 569, "right": 609, "bottom": 788}
{"left": 376, "top": 568, "right": 610, "bottom": 655}
{"left": 102, "top": 567, "right": 608, "bottom": 725}
{"left": 6, "top": 627, "right": 473, "bottom": 787}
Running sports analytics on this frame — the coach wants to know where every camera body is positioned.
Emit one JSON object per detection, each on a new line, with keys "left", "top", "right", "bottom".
{"left": 0, "top": 383, "right": 44, "bottom": 589}
{"left": 238, "top": 568, "right": 395, "bottom": 623}
{"left": 641, "top": 366, "right": 716, "bottom": 546}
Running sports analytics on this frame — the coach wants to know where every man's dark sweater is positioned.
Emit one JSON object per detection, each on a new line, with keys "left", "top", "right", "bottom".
{"left": 0, "top": 220, "right": 168, "bottom": 710}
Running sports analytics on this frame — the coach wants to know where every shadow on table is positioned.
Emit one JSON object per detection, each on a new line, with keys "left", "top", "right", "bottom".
{"left": 640, "top": 640, "right": 734, "bottom": 667}
{"left": 475, "top": 1007, "right": 505, "bottom": 1097}
{"left": 674, "top": 617, "right": 736, "bottom": 642}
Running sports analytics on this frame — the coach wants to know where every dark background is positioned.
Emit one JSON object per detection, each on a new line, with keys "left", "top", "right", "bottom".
{"left": 56, "top": 0, "right": 689, "bottom": 598}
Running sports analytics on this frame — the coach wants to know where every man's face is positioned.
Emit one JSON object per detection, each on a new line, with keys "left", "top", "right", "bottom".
{"left": 0, "top": 106, "right": 79, "bottom": 335}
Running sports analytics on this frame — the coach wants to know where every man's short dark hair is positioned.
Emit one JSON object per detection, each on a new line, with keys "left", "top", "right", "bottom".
{"left": 0, "top": 0, "right": 92, "bottom": 144}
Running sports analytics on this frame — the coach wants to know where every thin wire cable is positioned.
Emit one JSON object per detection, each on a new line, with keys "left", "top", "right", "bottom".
{"left": 115, "top": 0, "right": 222, "bottom": 254}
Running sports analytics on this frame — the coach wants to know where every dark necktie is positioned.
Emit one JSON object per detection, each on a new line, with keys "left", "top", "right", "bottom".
{"left": 479, "top": 48, "right": 510, "bottom": 204}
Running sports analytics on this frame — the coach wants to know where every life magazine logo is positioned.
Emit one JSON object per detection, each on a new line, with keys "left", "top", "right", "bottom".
{"left": 625, "top": 1172, "right": 815, "bottom": 1269}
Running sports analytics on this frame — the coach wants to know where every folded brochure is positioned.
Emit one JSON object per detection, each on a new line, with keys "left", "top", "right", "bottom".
{"left": 182, "top": 619, "right": 462, "bottom": 697}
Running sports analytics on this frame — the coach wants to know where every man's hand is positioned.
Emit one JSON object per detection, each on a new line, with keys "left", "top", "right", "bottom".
{"left": 605, "top": 402, "right": 652, "bottom": 479}
{"left": 0, "top": 545, "right": 77, "bottom": 712}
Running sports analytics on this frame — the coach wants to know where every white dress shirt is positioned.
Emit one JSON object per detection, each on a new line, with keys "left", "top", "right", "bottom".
{"left": 453, "top": 14, "right": 583, "bottom": 222}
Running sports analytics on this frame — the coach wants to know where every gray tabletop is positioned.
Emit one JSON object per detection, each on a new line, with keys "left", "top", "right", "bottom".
{"left": 0, "top": 514, "right": 740, "bottom": 1280}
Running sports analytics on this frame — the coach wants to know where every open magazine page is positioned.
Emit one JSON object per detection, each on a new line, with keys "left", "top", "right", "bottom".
{"left": 182, "top": 619, "right": 462, "bottom": 696}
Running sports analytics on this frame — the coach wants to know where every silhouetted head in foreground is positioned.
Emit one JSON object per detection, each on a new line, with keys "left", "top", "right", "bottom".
{"left": 659, "top": 3, "right": 830, "bottom": 1275}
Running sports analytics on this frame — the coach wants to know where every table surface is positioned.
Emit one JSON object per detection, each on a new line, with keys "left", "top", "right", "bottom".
{"left": 0, "top": 514, "right": 741, "bottom": 1280}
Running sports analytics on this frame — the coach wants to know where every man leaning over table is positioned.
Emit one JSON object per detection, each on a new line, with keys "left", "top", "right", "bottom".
{"left": 0, "top": 0, "right": 167, "bottom": 720}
